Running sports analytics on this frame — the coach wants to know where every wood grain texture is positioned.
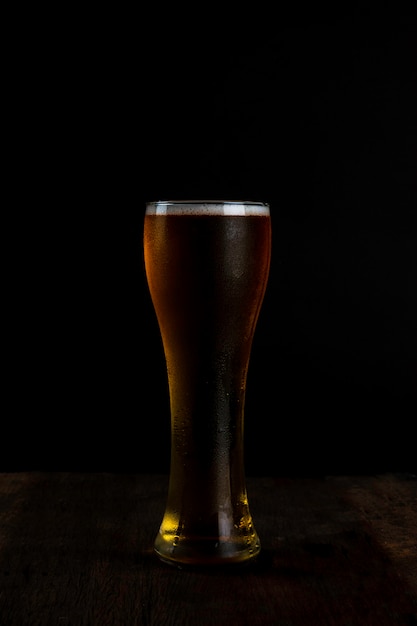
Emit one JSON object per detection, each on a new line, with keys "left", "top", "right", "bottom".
{"left": 0, "top": 473, "right": 416, "bottom": 625}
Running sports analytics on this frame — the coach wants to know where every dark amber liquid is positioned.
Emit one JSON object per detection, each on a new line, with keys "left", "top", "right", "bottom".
{"left": 144, "top": 213, "right": 271, "bottom": 565}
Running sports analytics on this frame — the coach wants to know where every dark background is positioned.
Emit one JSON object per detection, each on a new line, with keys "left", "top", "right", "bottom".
{"left": 4, "top": 7, "right": 416, "bottom": 476}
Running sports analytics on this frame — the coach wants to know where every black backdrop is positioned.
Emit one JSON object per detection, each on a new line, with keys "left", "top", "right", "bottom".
{"left": 4, "top": 8, "right": 416, "bottom": 476}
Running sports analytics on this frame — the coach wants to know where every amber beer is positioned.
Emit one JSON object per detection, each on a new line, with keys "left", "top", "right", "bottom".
{"left": 144, "top": 201, "right": 271, "bottom": 566}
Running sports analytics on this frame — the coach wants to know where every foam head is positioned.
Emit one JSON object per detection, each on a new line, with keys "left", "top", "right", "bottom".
{"left": 145, "top": 201, "right": 270, "bottom": 216}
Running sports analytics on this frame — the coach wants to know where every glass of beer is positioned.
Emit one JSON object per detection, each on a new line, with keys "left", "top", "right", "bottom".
{"left": 143, "top": 200, "right": 271, "bottom": 567}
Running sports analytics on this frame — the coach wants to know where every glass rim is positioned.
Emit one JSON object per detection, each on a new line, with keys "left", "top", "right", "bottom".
{"left": 146, "top": 200, "right": 269, "bottom": 207}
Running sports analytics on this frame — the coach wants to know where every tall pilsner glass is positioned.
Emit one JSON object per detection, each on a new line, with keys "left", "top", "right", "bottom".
{"left": 144, "top": 200, "right": 271, "bottom": 567}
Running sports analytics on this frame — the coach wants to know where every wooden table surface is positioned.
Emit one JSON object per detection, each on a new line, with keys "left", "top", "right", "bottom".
{"left": 0, "top": 472, "right": 416, "bottom": 625}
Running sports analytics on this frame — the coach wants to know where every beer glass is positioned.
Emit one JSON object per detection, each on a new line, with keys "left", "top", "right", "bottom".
{"left": 144, "top": 200, "right": 271, "bottom": 566}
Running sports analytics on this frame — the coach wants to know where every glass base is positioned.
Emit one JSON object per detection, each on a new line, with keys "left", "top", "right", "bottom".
{"left": 154, "top": 533, "right": 261, "bottom": 568}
